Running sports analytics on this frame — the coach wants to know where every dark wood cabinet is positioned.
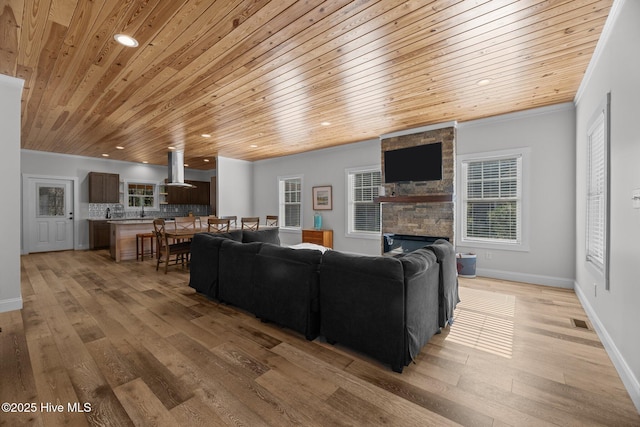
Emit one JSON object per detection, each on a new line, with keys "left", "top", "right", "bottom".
{"left": 89, "top": 172, "right": 119, "bottom": 203}
{"left": 166, "top": 180, "right": 210, "bottom": 205}
{"left": 89, "top": 220, "right": 111, "bottom": 249}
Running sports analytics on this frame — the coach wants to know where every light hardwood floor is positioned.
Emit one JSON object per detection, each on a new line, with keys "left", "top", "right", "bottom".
{"left": 2, "top": 250, "right": 639, "bottom": 426}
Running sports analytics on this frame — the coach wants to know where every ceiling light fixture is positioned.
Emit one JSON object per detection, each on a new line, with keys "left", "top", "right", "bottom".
{"left": 142, "top": 161, "right": 148, "bottom": 164}
{"left": 101, "top": 153, "right": 109, "bottom": 157}
{"left": 115, "top": 146, "right": 125, "bottom": 150}
{"left": 201, "top": 134, "right": 211, "bottom": 138}
{"left": 168, "top": 146, "right": 176, "bottom": 150}
{"left": 320, "top": 121, "right": 331, "bottom": 126}
{"left": 204, "top": 159, "right": 210, "bottom": 162}
{"left": 114, "top": 34, "right": 139, "bottom": 47}
{"left": 477, "top": 79, "right": 492, "bottom": 86}
{"left": 250, "top": 144, "right": 258, "bottom": 148}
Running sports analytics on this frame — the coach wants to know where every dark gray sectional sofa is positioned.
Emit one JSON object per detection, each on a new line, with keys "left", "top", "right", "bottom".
{"left": 188, "top": 228, "right": 459, "bottom": 373}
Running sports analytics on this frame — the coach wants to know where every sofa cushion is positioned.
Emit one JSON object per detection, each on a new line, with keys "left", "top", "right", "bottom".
{"left": 212, "top": 229, "right": 242, "bottom": 241}
{"left": 253, "top": 244, "right": 322, "bottom": 339}
{"left": 242, "top": 228, "right": 280, "bottom": 245}
{"left": 218, "top": 239, "right": 262, "bottom": 312}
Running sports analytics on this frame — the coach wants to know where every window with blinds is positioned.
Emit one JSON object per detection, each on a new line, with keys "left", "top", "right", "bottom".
{"left": 279, "top": 177, "right": 302, "bottom": 228}
{"left": 347, "top": 168, "right": 381, "bottom": 234}
{"left": 462, "top": 156, "right": 522, "bottom": 244}
{"left": 586, "top": 92, "right": 610, "bottom": 288}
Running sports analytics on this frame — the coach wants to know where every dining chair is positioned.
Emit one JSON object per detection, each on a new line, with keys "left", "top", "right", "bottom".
{"left": 199, "top": 216, "right": 216, "bottom": 230}
{"left": 208, "top": 217, "right": 230, "bottom": 233}
{"left": 265, "top": 215, "right": 278, "bottom": 227}
{"left": 175, "top": 216, "right": 197, "bottom": 231}
{"left": 241, "top": 216, "right": 260, "bottom": 230}
{"left": 153, "top": 219, "right": 191, "bottom": 274}
{"left": 221, "top": 215, "right": 237, "bottom": 228}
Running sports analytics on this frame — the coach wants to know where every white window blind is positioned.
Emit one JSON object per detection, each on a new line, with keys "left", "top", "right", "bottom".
{"left": 462, "top": 156, "right": 522, "bottom": 244}
{"left": 347, "top": 169, "right": 381, "bottom": 234}
{"left": 279, "top": 177, "right": 301, "bottom": 228}
{"left": 585, "top": 93, "right": 610, "bottom": 290}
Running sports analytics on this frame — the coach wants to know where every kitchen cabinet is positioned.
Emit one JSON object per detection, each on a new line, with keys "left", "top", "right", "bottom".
{"left": 166, "top": 180, "right": 210, "bottom": 205}
{"left": 301, "top": 229, "right": 333, "bottom": 249}
{"left": 89, "top": 172, "right": 119, "bottom": 203}
{"left": 89, "top": 220, "right": 111, "bottom": 249}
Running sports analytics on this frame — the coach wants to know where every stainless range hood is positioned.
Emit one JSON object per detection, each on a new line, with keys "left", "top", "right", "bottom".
{"left": 167, "top": 150, "right": 194, "bottom": 188}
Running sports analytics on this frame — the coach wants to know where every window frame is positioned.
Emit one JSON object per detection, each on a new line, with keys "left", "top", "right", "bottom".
{"left": 585, "top": 92, "right": 611, "bottom": 290}
{"left": 123, "top": 179, "right": 159, "bottom": 211}
{"left": 345, "top": 166, "right": 381, "bottom": 239}
{"left": 278, "top": 175, "right": 303, "bottom": 230}
{"left": 458, "top": 148, "right": 530, "bottom": 251}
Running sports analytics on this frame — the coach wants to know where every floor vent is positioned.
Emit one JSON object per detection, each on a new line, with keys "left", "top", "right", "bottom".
{"left": 571, "top": 318, "right": 590, "bottom": 330}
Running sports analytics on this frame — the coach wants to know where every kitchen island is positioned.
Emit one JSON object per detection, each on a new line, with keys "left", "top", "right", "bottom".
{"left": 109, "top": 219, "right": 157, "bottom": 262}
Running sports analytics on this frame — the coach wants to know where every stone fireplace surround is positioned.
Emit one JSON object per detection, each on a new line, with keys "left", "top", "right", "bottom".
{"left": 379, "top": 125, "right": 455, "bottom": 254}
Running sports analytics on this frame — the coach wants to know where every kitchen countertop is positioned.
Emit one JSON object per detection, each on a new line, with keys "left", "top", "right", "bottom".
{"left": 88, "top": 218, "right": 168, "bottom": 222}
{"left": 107, "top": 219, "right": 156, "bottom": 225}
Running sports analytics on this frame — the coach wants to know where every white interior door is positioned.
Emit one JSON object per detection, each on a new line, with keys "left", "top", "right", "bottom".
{"left": 28, "top": 178, "right": 74, "bottom": 253}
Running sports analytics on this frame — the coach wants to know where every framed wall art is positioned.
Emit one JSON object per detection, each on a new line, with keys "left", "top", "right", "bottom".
{"left": 312, "top": 185, "right": 332, "bottom": 210}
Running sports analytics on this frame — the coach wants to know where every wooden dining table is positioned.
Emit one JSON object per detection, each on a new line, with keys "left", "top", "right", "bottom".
{"left": 164, "top": 228, "right": 204, "bottom": 241}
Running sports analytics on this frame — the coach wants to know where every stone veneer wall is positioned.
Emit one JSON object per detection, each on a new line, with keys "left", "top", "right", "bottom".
{"left": 381, "top": 126, "right": 455, "bottom": 249}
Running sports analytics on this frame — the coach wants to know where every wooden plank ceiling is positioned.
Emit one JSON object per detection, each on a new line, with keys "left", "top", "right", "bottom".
{"left": 1, "top": 0, "right": 612, "bottom": 170}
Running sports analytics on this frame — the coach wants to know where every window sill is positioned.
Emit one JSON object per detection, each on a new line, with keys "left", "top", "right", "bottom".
{"left": 346, "top": 231, "right": 381, "bottom": 240}
{"left": 458, "top": 239, "right": 529, "bottom": 252}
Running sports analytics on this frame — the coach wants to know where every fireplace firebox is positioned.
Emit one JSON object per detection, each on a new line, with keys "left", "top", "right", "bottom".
{"left": 383, "top": 234, "right": 449, "bottom": 255}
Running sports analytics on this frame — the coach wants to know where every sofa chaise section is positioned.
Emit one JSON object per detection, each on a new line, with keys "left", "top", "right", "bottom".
{"left": 319, "top": 249, "right": 440, "bottom": 373}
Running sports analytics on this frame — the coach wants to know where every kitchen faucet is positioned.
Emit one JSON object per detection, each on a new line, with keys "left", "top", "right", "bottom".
{"left": 140, "top": 205, "right": 145, "bottom": 218}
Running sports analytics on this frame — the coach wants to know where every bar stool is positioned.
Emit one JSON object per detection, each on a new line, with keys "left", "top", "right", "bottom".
{"left": 136, "top": 232, "right": 155, "bottom": 261}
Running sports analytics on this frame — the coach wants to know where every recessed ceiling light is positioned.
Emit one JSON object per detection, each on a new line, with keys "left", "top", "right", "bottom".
{"left": 204, "top": 159, "right": 210, "bottom": 162}
{"left": 320, "top": 121, "right": 331, "bottom": 126}
{"left": 115, "top": 146, "right": 125, "bottom": 150}
{"left": 201, "top": 134, "right": 211, "bottom": 138}
{"left": 114, "top": 34, "right": 139, "bottom": 47}
{"left": 142, "top": 161, "right": 148, "bottom": 164}
{"left": 250, "top": 144, "right": 258, "bottom": 148}
{"left": 184, "top": 163, "right": 189, "bottom": 167}
{"left": 168, "top": 146, "right": 176, "bottom": 150}
{"left": 102, "top": 153, "right": 109, "bottom": 157}
{"left": 477, "top": 79, "right": 492, "bottom": 86}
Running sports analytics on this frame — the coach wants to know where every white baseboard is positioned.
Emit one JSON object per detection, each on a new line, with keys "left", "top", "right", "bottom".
{"left": 475, "top": 268, "right": 574, "bottom": 289}
{"left": 0, "top": 297, "right": 23, "bottom": 313}
{"left": 574, "top": 283, "right": 640, "bottom": 413}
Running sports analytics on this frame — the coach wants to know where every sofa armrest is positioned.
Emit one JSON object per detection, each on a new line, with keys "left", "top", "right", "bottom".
{"left": 400, "top": 248, "right": 441, "bottom": 361}
{"left": 188, "top": 233, "right": 230, "bottom": 298}
{"left": 428, "top": 239, "right": 460, "bottom": 327}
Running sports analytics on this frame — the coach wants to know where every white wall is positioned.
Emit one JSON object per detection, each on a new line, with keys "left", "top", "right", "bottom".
{"left": 456, "top": 104, "right": 577, "bottom": 288}
{"left": 574, "top": 0, "right": 640, "bottom": 411}
{"left": 1, "top": 74, "right": 24, "bottom": 313}
{"left": 253, "top": 139, "right": 381, "bottom": 253}
{"left": 216, "top": 156, "right": 253, "bottom": 219}
{"left": 20, "top": 149, "right": 213, "bottom": 250}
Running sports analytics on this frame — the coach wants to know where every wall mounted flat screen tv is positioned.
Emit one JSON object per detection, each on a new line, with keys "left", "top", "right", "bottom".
{"left": 384, "top": 142, "right": 442, "bottom": 183}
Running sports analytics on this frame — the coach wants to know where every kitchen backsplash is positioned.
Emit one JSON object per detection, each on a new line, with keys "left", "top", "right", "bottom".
{"left": 89, "top": 203, "right": 211, "bottom": 219}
